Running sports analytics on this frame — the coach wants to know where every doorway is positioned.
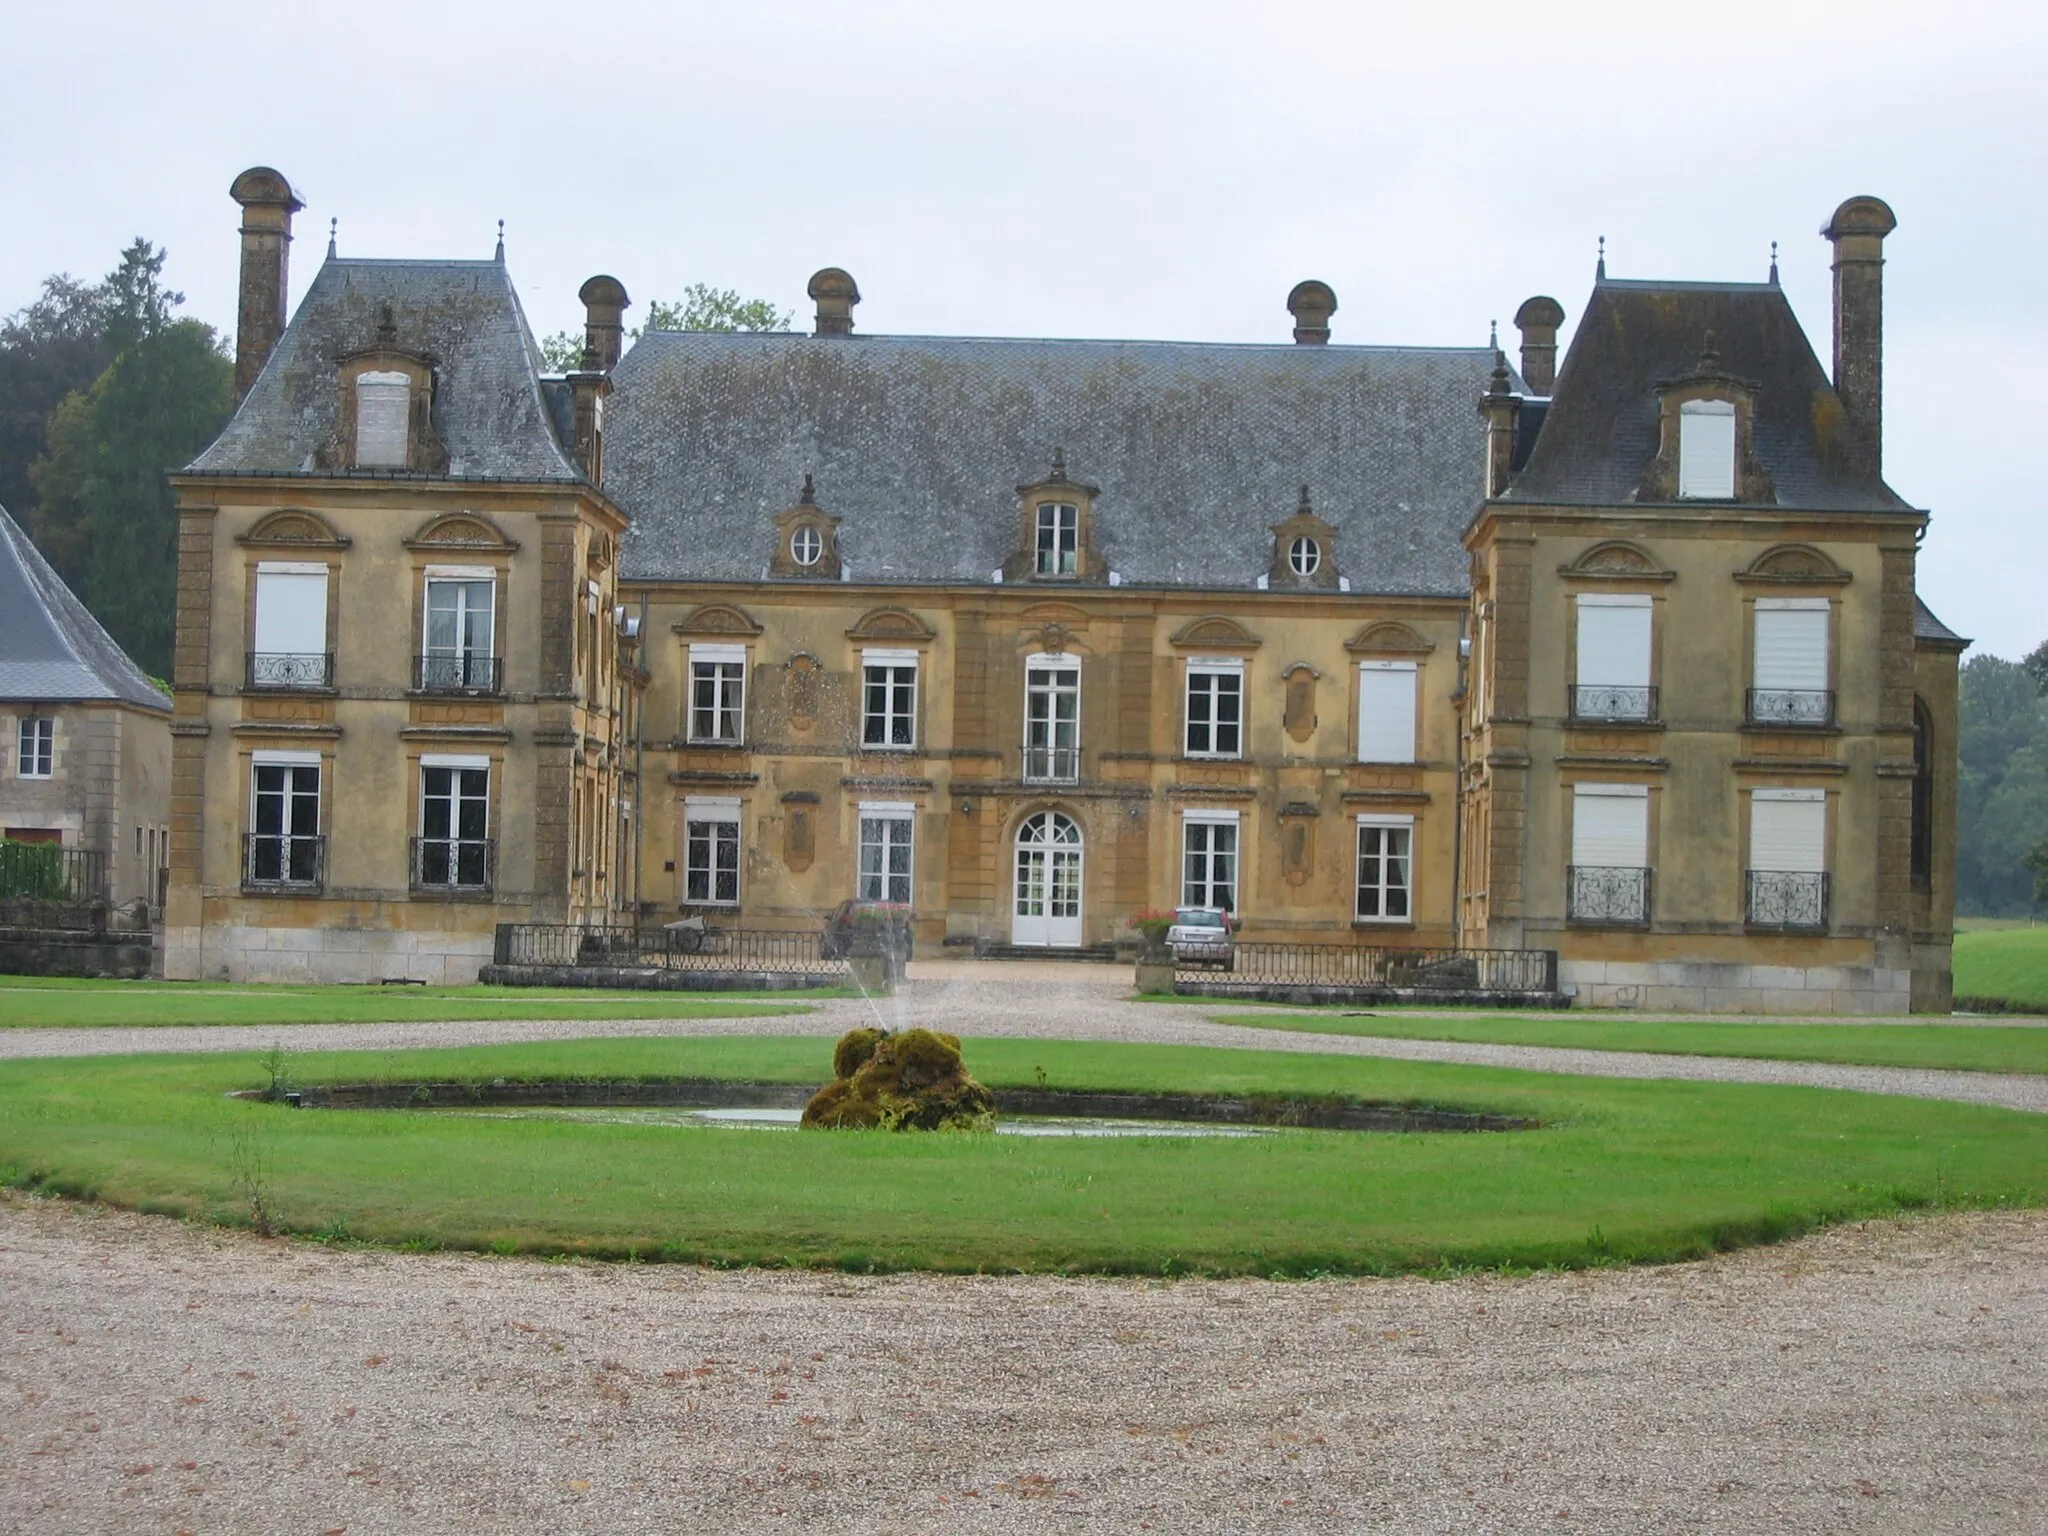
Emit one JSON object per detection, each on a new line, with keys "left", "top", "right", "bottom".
{"left": 1012, "top": 810, "right": 1083, "bottom": 946}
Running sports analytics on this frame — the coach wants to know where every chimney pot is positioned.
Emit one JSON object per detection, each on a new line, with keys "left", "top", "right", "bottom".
{"left": 1286, "top": 280, "right": 1337, "bottom": 344}
{"left": 1821, "top": 194, "right": 1897, "bottom": 478}
{"left": 228, "top": 166, "right": 303, "bottom": 399}
{"left": 808, "top": 268, "right": 860, "bottom": 336}
{"left": 1512, "top": 295, "right": 1565, "bottom": 396}
{"left": 576, "top": 274, "right": 631, "bottom": 372}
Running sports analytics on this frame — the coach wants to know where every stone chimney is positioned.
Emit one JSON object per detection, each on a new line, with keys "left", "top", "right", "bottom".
{"left": 1822, "top": 195, "right": 1897, "bottom": 476}
{"left": 568, "top": 276, "right": 631, "bottom": 484}
{"left": 808, "top": 268, "right": 860, "bottom": 336}
{"left": 228, "top": 166, "right": 303, "bottom": 399}
{"left": 1512, "top": 296, "right": 1565, "bottom": 396}
{"left": 1286, "top": 280, "right": 1337, "bottom": 344}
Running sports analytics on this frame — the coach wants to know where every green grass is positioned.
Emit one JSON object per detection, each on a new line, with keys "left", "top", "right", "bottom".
{"left": 1953, "top": 926, "right": 2048, "bottom": 1012}
{"left": 0, "top": 975, "right": 825, "bottom": 1028}
{"left": 2, "top": 1035, "right": 2042, "bottom": 1276}
{"left": 1206, "top": 1011, "right": 2048, "bottom": 1075}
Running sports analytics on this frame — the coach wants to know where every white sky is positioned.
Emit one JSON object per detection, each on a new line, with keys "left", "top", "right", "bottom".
{"left": 7, "top": 0, "right": 2041, "bottom": 658}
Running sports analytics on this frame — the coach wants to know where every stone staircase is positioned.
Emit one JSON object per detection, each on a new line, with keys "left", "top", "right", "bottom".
{"left": 969, "top": 940, "right": 1122, "bottom": 964}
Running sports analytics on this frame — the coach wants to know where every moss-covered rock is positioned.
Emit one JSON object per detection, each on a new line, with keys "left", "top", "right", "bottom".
{"left": 802, "top": 1027, "right": 996, "bottom": 1132}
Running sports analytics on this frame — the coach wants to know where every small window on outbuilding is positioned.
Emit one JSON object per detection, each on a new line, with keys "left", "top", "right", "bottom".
{"left": 354, "top": 370, "right": 412, "bottom": 468}
{"left": 1677, "top": 399, "right": 1736, "bottom": 499}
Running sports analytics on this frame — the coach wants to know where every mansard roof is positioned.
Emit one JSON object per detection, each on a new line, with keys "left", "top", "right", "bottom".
{"left": 187, "top": 258, "right": 580, "bottom": 484}
{"left": 605, "top": 331, "right": 1508, "bottom": 595}
{"left": 0, "top": 505, "right": 170, "bottom": 712}
{"left": 1504, "top": 279, "right": 1914, "bottom": 513}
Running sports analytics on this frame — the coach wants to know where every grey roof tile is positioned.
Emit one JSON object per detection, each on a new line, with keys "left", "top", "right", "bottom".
{"left": 1913, "top": 597, "right": 1967, "bottom": 645}
{"left": 0, "top": 505, "right": 171, "bottom": 712}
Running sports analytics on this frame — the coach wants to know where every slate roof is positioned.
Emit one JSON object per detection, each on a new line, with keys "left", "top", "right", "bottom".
{"left": 0, "top": 505, "right": 170, "bottom": 712}
{"left": 605, "top": 332, "right": 1510, "bottom": 594}
{"left": 187, "top": 258, "right": 579, "bottom": 483}
{"left": 1913, "top": 598, "right": 1968, "bottom": 646}
{"left": 1505, "top": 279, "right": 1914, "bottom": 513}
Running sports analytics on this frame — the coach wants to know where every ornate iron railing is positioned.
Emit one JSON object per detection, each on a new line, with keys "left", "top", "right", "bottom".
{"left": 411, "top": 836, "right": 495, "bottom": 893}
{"left": 1746, "top": 688, "right": 1834, "bottom": 727}
{"left": 245, "top": 652, "right": 333, "bottom": 689}
{"left": 493, "top": 923, "right": 848, "bottom": 976}
{"left": 242, "top": 833, "right": 326, "bottom": 892}
{"left": 416, "top": 652, "right": 503, "bottom": 694}
{"left": 1021, "top": 743, "right": 1081, "bottom": 782}
{"left": 1746, "top": 869, "right": 1830, "bottom": 930}
{"left": 1569, "top": 684, "right": 1659, "bottom": 724}
{"left": 1567, "top": 864, "right": 1652, "bottom": 926}
{"left": 1177, "top": 942, "right": 1558, "bottom": 993}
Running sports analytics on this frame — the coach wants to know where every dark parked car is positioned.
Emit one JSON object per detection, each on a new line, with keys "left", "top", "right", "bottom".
{"left": 819, "top": 900, "right": 915, "bottom": 963}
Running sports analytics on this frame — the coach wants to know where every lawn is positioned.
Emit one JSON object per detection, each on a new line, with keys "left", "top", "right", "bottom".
{"left": 0, "top": 975, "right": 824, "bottom": 1029}
{"left": 3, "top": 1035, "right": 2041, "bottom": 1276}
{"left": 1206, "top": 1012, "right": 2048, "bottom": 1075}
{"left": 1953, "top": 925, "right": 2048, "bottom": 1012}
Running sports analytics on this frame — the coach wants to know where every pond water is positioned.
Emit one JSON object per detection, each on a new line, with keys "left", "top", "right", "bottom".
{"left": 425, "top": 1105, "right": 1278, "bottom": 1138}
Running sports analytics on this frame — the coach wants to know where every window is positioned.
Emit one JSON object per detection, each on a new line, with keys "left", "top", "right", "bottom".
{"left": 1750, "top": 598, "right": 1831, "bottom": 725}
{"left": 1911, "top": 701, "right": 1934, "bottom": 889}
{"left": 16, "top": 717, "right": 53, "bottom": 778}
{"left": 1181, "top": 812, "right": 1238, "bottom": 912}
{"left": 248, "top": 563, "right": 330, "bottom": 688}
{"left": 1184, "top": 660, "right": 1243, "bottom": 758}
{"left": 417, "top": 757, "right": 490, "bottom": 889}
{"left": 1356, "top": 662, "right": 1417, "bottom": 763}
{"left": 1572, "top": 594, "right": 1654, "bottom": 721}
{"left": 1355, "top": 815, "right": 1414, "bottom": 922}
{"left": 688, "top": 644, "right": 747, "bottom": 744}
{"left": 1035, "top": 503, "right": 1078, "bottom": 576}
{"left": 1289, "top": 536, "right": 1321, "bottom": 577}
{"left": 857, "top": 803, "right": 915, "bottom": 905}
{"left": 1748, "top": 788, "right": 1828, "bottom": 929}
{"left": 354, "top": 370, "right": 411, "bottom": 468}
{"left": 421, "top": 570, "right": 497, "bottom": 692}
{"left": 1568, "top": 784, "right": 1650, "bottom": 925}
{"left": 861, "top": 650, "right": 918, "bottom": 750}
{"left": 1023, "top": 658, "right": 1081, "bottom": 781}
{"left": 683, "top": 796, "right": 740, "bottom": 905}
{"left": 791, "top": 525, "right": 822, "bottom": 567}
{"left": 1678, "top": 398, "right": 1736, "bottom": 498}
{"left": 247, "top": 754, "right": 321, "bottom": 887}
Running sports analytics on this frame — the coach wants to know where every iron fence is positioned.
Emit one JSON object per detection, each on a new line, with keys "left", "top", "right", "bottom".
{"left": 494, "top": 923, "right": 848, "bottom": 976}
{"left": 245, "top": 651, "right": 333, "bottom": 689}
{"left": 0, "top": 843, "right": 107, "bottom": 902}
{"left": 1569, "top": 684, "right": 1659, "bottom": 724}
{"left": 242, "top": 833, "right": 326, "bottom": 892}
{"left": 416, "top": 652, "right": 503, "bottom": 694}
{"left": 1567, "top": 864, "right": 1652, "bottom": 926}
{"left": 1747, "top": 869, "right": 1830, "bottom": 930}
{"left": 1178, "top": 942, "right": 1557, "bottom": 993}
{"left": 1746, "top": 688, "right": 1834, "bottom": 727}
{"left": 411, "top": 836, "right": 495, "bottom": 893}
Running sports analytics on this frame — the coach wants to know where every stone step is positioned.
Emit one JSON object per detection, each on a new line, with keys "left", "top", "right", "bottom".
{"left": 969, "top": 941, "right": 1122, "bottom": 964}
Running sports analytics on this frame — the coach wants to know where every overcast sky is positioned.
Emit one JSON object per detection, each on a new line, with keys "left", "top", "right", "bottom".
{"left": 8, "top": 1, "right": 2041, "bottom": 658}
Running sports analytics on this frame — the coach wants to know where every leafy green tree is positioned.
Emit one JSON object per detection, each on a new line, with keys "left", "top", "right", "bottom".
{"left": 0, "top": 274, "right": 113, "bottom": 518}
{"left": 537, "top": 282, "right": 791, "bottom": 370}
{"left": 1956, "top": 653, "right": 2048, "bottom": 915}
{"left": 2025, "top": 638, "right": 2048, "bottom": 698}
{"left": 26, "top": 240, "right": 233, "bottom": 676}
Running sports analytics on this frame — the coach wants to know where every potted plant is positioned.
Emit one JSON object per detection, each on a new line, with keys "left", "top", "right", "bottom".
{"left": 1127, "top": 908, "right": 1177, "bottom": 995}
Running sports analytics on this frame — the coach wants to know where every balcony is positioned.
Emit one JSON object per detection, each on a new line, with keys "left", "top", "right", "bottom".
{"left": 1569, "top": 684, "right": 1659, "bottom": 725}
{"left": 245, "top": 652, "right": 333, "bottom": 690}
{"left": 415, "top": 652, "right": 503, "bottom": 695}
{"left": 1747, "top": 869, "right": 1830, "bottom": 931}
{"left": 1021, "top": 743, "right": 1080, "bottom": 783}
{"left": 1567, "top": 864, "right": 1652, "bottom": 927}
{"left": 411, "top": 836, "right": 495, "bottom": 894}
{"left": 242, "top": 833, "right": 325, "bottom": 893}
{"left": 1746, "top": 688, "right": 1834, "bottom": 727}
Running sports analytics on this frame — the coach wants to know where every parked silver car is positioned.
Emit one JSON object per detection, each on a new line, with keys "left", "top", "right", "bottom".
{"left": 1166, "top": 906, "right": 1234, "bottom": 968}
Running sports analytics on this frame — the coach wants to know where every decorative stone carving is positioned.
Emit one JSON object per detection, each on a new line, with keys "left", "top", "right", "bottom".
{"left": 1282, "top": 663, "right": 1320, "bottom": 742}
{"left": 237, "top": 509, "right": 351, "bottom": 549}
{"left": 845, "top": 606, "right": 937, "bottom": 643}
{"left": 784, "top": 653, "right": 823, "bottom": 732}
{"left": 402, "top": 511, "right": 518, "bottom": 552}
{"left": 1169, "top": 615, "right": 1263, "bottom": 650}
{"left": 1559, "top": 540, "right": 1674, "bottom": 582}
{"left": 1343, "top": 620, "right": 1434, "bottom": 655}
{"left": 1735, "top": 543, "right": 1852, "bottom": 586}
{"left": 672, "top": 602, "right": 764, "bottom": 637}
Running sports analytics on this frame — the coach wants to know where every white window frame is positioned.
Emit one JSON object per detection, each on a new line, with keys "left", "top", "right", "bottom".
{"left": 1356, "top": 661, "right": 1418, "bottom": 764}
{"left": 1034, "top": 502, "right": 1079, "bottom": 576}
{"left": 354, "top": 369, "right": 411, "bottom": 468}
{"left": 422, "top": 564, "right": 498, "bottom": 691}
{"left": 856, "top": 800, "right": 916, "bottom": 906}
{"left": 417, "top": 753, "right": 491, "bottom": 889}
{"left": 860, "top": 648, "right": 919, "bottom": 752}
{"left": 1183, "top": 657, "right": 1245, "bottom": 760}
{"left": 17, "top": 716, "right": 54, "bottom": 779}
{"left": 248, "top": 749, "right": 322, "bottom": 885}
{"left": 1288, "top": 535, "right": 1321, "bottom": 577}
{"left": 1022, "top": 653, "right": 1081, "bottom": 782}
{"left": 1677, "top": 398, "right": 1737, "bottom": 499}
{"left": 687, "top": 643, "right": 747, "bottom": 745}
{"left": 682, "top": 794, "right": 741, "bottom": 907}
{"left": 1355, "top": 812, "right": 1415, "bottom": 924}
{"left": 1180, "top": 808, "right": 1240, "bottom": 914}
{"left": 791, "top": 524, "right": 823, "bottom": 567}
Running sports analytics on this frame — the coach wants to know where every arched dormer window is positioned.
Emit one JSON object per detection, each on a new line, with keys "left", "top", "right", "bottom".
{"left": 1678, "top": 399, "right": 1736, "bottom": 499}
{"left": 1005, "top": 450, "right": 1102, "bottom": 583}
{"left": 354, "top": 371, "right": 412, "bottom": 467}
{"left": 1642, "top": 334, "right": 1772, "bottom": 504}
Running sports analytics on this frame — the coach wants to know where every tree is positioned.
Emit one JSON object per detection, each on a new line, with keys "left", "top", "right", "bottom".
{"left": 537, "top": 282, "right": 791, "bottom": 370}
{"left": 0, "top": 273, "right": 113, "bottom": 518}
{"left": 2025, "top": 638, "right": 2048, "bottom": 698}
{"left": 26, "top": 240, "right": 233, "bottom": 677}
{"left": 1955, "top": 652, "right": 2048, "bottom": 915}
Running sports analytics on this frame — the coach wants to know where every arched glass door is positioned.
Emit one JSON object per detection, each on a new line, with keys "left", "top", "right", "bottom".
{"left": 1012, "top": 811, "right": 1083, "bottom": 947}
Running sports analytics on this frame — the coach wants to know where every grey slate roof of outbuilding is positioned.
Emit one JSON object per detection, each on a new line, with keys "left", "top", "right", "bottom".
{"left": 1913, "top": 598, "right": 1968, "bottom": 646}
{"left": 604, "top": 332, "right": 1510, "bottom": 595}
{"left": 0, "top": 505, "right": 170, "bottom": 712}
{"left": 1504, "top": 279, "right": 1915, "bottom": 513}
{"left": 187, "top": 258, "right": 579, "bottom": 483}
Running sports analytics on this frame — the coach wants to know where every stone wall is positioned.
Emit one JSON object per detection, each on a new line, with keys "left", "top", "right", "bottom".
{"left": 0, "top": 927, "right": 154, "bottom": 980}
{"left": 1559, "top": 958, "right": 1911, "bottom": 1015}
{"left": 165, "top": 924, "right": 493, "bottom": 985}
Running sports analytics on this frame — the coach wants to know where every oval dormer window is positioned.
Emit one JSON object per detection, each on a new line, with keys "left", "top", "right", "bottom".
{"left": 1289, "top": 535, "right": 1321, "bottom": 577}
{"left": 791, "top": 525, "right": 822, "bottom": 567}
{"left": 354, "top": 370, "right": 411, "bottom": 469}
{"left": 1677, "top": 399, "right": 1737, "bottom": 499}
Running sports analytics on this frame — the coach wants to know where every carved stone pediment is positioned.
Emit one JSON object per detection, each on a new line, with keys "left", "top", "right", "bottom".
{"left": 238, "top": 508, "right": 351, "bottom": 549}
{"left": 673, "top": 602, "right": 764, "bottom": 637}
{"left": 1559, "top": 540, "right": 1674, "bottom": 583}
{"left": 1169, "top": 615, "right": 1263, "bottom": 650}
{"left": 1735, "top": 543, "right": 1851, "bottom": 586}
{"left": 846, "top": 606, "right": 936, "bottom": 643}
{"left": 403, "top": 511, "right": 519, "bottom": 553}
{"left": 1343, "top": 620, "right": 1434, "bottom": 655}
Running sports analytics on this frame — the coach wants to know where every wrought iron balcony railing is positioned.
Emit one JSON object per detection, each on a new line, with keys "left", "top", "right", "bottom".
{"left": 1021, "top": 743, "right": 1081, "bottom": 783}
{"left": 1747, "top": 869, "right": 1830, "bottom": 931}
{"left": 1746, "top": 688, "right": 1834, "bottom": 727}
{"left": 416, "top": 652, "right": 503, "bottom": 695}
{"left": 245, "top": 652, "right": 334, "bottom": 690}
{"left": 411, "top": 836, "right": 495, "bottom": 893}
{"left": 242, "top": 833, "right": 325, "bottom": 892}
{"left": 1567, "top": 864, "right": 1652, "bottom": 926}
{"left": 1569, "top": 684, "right": 1659, "bottom": 724}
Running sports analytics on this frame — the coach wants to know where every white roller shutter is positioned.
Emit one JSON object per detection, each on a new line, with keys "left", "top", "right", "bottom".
{"left": 355, "top": 371, "right": 411, "bottom": 467}
{"left": 1753, "top": 600, "right": 1829, "bottom": 691}
{"left": 253, "top": 566, "right": 327, "bottom": 655}
{"left": 1575, "top": 595, "right": 1651, "bottom": 687}
{"left": 1750, "top": 789, "right": 1826, "bottom": 872}
{"left": 1571, "top": 785, "right": 1648, "bottom": 867}
{"left": 1357, "top": 663, "right": 1417, "bottom": 763}
{"left": 1678, "top": 400, "right": 1737, "bottom": 498}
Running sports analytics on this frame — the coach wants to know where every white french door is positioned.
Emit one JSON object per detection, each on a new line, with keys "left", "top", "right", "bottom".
{"left": 1012, "top": 811, "right": 1083, "bottom": 947}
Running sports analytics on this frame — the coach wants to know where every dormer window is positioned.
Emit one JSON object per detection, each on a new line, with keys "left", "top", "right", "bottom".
{"left": 1036, "top": 503, "right": 1078, "bottom": 576}
{"left": 1678, "top": 399, "right": 1736, "bottom": 498}
{"left": 354, "top": 371, "right": 412, "bottom": 468}
{"left": 791, "top": 525, "right": 823, "bottom": 568}
{"left": 1289, "top": 536, "right": 1321, "bottom": 577}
